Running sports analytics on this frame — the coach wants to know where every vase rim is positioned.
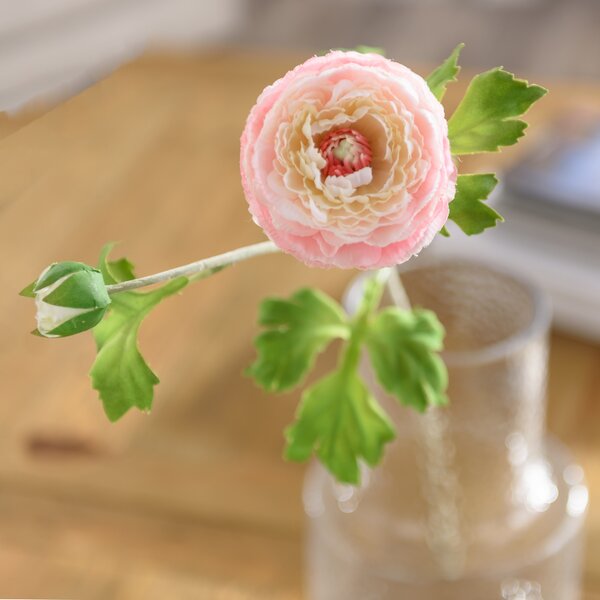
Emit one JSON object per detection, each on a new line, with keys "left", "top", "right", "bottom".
{"left": 343, "top": 258, "right": 552, "bottom": 368}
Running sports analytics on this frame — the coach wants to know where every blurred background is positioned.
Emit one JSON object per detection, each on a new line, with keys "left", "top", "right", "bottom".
{"left": 1, "top": 0, "right": 600, "bottom": 598}
{"left": 2, "top": 0, "right": 600, "bottom": 112}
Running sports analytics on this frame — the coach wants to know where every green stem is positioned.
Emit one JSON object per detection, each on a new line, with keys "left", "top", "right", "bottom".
{"left": 106, "top": 241, "right": 280, "bottom": 295}
{"left": 340, "top": 269, "right": 389, "bottom": 376}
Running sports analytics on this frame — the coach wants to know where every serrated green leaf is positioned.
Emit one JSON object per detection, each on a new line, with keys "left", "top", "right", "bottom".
{"left": 426, "top": 43, "right": 464, "bottom": 101}
{"left": 448, "top": 173, "right": 502, "bottom": 234}
{"left": 285, "top": 369, "right": 395, "bottom": 484}
{"left": 366, "top": 308, "right": 448, "bottom": 412}
{"left": 448, "top": 68, "right": 547, "bottom": 155}
{"left": 90, "top": 277, "right": 187, "bottom": 421}
{"left": 247, "top": 288, "right": 350, "bottom": 392}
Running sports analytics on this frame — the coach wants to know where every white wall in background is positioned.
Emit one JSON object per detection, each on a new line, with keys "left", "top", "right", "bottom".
{"left": 0, "top": 0, "right": 244, "bottom": 112}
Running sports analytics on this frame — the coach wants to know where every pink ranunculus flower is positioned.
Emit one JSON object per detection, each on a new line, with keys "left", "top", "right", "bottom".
{"left": 240, "top": 51, "right": 457, "bottom": 269}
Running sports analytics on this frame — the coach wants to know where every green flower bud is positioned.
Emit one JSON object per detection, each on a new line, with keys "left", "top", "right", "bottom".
{"left": 24, "top": 262, "right": 111, "bottom": 338}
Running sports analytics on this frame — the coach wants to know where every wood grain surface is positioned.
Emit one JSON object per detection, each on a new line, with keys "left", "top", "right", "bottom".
{"left": 0, "top": 51, "right": 599, "bottom": 599}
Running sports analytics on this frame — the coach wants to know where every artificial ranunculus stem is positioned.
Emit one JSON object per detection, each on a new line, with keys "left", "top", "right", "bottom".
{"left": 341, "top": 269, "right": 389, "bottom": 376}
{"left": 106, "top": 241, "right": 280, "bottom": 294}
{"left": 385, "top": 267, "right": 412, "bottom": 310}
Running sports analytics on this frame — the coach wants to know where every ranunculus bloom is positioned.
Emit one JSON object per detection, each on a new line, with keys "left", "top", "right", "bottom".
{"left": 240, "top": 51, "right": 456, "bottom": 269}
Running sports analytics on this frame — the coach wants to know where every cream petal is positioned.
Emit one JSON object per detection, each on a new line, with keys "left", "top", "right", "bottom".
{"left": 345, "top": 166, "right": 373, "bottom": 188}
{"left": 323, "top": 175, "right": 355, "bottom": 198}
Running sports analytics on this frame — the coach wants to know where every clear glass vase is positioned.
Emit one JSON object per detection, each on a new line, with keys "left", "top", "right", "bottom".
{"left": 304, "top": 260, "right": 588, "bottom": 600}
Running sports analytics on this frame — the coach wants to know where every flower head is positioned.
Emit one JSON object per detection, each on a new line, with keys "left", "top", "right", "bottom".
{"left": 24, "top": 262, "right": 111, "bottom": 338}
{"left": 240, "top": 50, "right": 457, "bottom": 269}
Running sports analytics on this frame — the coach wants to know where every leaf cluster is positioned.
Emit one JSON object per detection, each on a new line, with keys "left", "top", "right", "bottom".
{"left": 426, "top": 45, "right": 547, "bottom": 235}
{"left": 247, "top": 280, "right": 447, "bottom": 483}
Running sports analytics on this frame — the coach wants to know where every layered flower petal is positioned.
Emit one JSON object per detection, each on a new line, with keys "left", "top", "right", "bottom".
{"left": 240, "top": 51, "right": 456, "bottom": 270}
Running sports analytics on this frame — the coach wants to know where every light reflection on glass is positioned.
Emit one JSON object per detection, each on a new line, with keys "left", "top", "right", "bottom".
{"left": 563, "top": 464, "right": 584, "bottom": 486}
{"left": 567, "top": 484, "right": 589, "bottom": 517}
{"left": 512, "top": 460, "right": 558, "bottom": 513}
{"left": 501, "top": 579, "right": 544, "bottom": 599}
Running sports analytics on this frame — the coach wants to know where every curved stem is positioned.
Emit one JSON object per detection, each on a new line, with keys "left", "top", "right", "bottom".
{"left": 106, "top": 241, "right": 280, "bottom": 294}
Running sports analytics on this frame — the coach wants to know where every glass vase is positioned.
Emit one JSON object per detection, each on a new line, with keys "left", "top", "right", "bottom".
{"left": 304, "top": 260, "right": 588, "bottom": 600}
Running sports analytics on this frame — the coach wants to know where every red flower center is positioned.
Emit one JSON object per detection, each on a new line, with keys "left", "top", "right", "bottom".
{"left": 319, "top": 128, "right": 372, "bottom": 178}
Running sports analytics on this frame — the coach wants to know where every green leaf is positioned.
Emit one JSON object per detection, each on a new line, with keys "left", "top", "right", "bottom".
{"left": 99, "top": 243, "right": 136, "bottom": 284}
{"left": 92, "top": 243, "right": 189, "bottom": 420}
{"left": 426, "top": 43, "right": 464, "bottom": 101}
{"left": 353, "top": 45, "right": 385, "bottom": 56}
{"left": 90, "top": 277, "right": 188, "bottom": 421}
{"left": 366, "top": 308, "right": 448, "bottom": 412}
{"left": 285, "top": 369, "right": 395, "bottom": 484}
{"left": 106, "top": 257, "right": 136, "bottom": 283}
{"left": 247, "top": 288, "right": 350, "bottom": 392}
{"left": 448, "top": 68, "right": 547, "bottom": 155}
{"left": 448, "top": 173, "right": 502, "bottom": 234}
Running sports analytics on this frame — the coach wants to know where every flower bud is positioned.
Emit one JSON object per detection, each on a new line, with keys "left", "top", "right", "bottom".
{"left": 24, "top": 262, "right": 111, "bottom": 338}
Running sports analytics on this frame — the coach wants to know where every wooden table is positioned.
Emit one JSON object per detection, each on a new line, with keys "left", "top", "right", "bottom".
{"left": 0, "top": 52, "right": 599, "bottom": 599}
